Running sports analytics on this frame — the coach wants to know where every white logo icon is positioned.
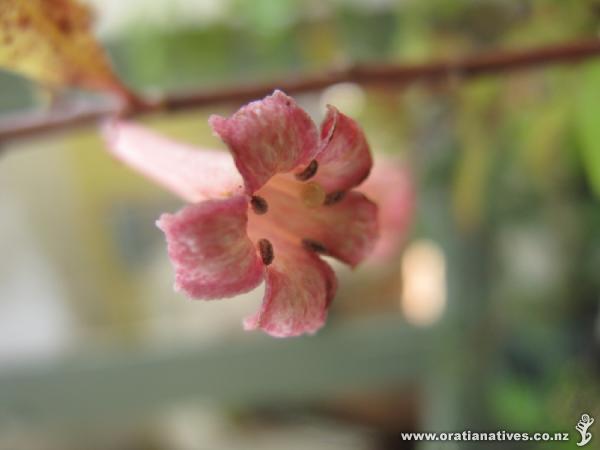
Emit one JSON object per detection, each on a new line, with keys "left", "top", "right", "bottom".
{"left": 576, "top": 413, "right": 594, "bottom": 447}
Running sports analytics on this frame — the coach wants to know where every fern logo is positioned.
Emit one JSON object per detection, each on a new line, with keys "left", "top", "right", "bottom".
{"left": 575, "top": 413, "right": 594, "bottom": 447}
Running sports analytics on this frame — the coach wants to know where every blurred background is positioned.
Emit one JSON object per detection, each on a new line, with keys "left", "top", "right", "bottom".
{"left": 1, "top": 0, "right": 599, "bottom": 449}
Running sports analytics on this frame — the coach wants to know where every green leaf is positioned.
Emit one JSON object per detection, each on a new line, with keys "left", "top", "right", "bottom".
{"left": 575, "top": 62, "right": 600, "bottom": 198}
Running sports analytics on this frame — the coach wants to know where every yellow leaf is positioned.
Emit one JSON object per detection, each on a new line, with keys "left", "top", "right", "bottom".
{"left": 0, "top": 0, "right": 131, "bottom": 97}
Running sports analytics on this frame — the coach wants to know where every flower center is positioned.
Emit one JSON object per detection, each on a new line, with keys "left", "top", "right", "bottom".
{"left": 247, "top": 164, "right": 331, "bottom": 266}
{"left": 300, "top": 181, "right": 326, "bottom": 208}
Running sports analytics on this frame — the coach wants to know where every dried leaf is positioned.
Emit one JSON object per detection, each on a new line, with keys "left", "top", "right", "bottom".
{"left": 0, "top": 0, "right": 131, "bottom": 97}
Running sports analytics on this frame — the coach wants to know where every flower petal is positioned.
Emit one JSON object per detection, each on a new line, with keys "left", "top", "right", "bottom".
{"left": 156, "top": 195, "right": 264, "bottom": 299}
{"left": 313, "top": 106, "right": 373, "bottom": 193}
{"left": 244, "top": 243, "right": 337, "bottom": 337}
{"left": 253, "top": 186, "right": 378, "bottom": 267}
{"left": 209, "top": 90, "right": 319, "bottom": 193}
{"left": 361, "top": 159, "right": 415, "bottom": 263}
{"left": 103, "top": 120, "right": 244, "bottom": 203}
{"left": 309, "top": 191, "right": 378, "bottom": 267}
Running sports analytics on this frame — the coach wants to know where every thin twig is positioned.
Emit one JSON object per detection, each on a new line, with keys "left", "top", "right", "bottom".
{"left": 2, "top": 38, "right": 600, "bottom": 143}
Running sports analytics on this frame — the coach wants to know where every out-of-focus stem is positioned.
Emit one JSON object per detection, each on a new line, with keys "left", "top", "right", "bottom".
{"left": 2, "top": 38, "right": 600, "bottom": 144}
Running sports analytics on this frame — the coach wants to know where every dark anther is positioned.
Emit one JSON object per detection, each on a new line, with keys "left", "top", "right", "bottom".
{"left": 295, "top": 160, "right": 319, "bottom": 181}
{"left": 250, "top": 195, "right": 268, "bottom": 214}
{"left": 258, "top": 239, "right": 274, "bottom": 265}
{"left": 324, "top": 191, "right": 346, "bottom": 205}
{"left": 302, "top": 238, "right": 328, "bottom": 254}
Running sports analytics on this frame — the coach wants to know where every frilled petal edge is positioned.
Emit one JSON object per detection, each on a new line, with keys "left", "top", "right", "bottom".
{"left": 156, "top": 195, "right": 264, "bottom": 299}
{"left": 209, "top": 90, "right": 319, "bottom": 194}
{"left": 313, "top": 106, "right": 373, "bottom": 193}
{"left": 244, "top": 243, "right": 337, "bottom": 337}
{"left": 103, "top": 120, "right": 244, "bottom": 203}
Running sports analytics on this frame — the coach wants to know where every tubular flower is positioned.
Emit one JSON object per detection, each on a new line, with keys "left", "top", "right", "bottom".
{"left": 104, "top": 90, "right": 377, "bottom": 337}
{"left": 361, "top": 160, "right": 414, "bottom": 264}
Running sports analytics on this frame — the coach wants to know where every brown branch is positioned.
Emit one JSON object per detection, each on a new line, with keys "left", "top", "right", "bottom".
{"left": 2, "top": 37, "right": 600, "bottom": 143}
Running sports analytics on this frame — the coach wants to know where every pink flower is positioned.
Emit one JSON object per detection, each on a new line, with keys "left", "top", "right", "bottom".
{"left": 104, "top": 90, "right": 378, "bottom": 337}
{"left": 361, "top": 160, "right": 415, "bottom": 263}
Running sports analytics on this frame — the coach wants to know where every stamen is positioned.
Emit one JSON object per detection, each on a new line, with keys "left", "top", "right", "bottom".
{"left": 324, "top": 191, "right": 346, "bottom": 205}
{"left": 258, "top": 238, "right": 274, "bottom": 265}
{"left": 302, "top": 238, "right": 328, "bottom": 254}
{"left": 250, "top": 195, "right": 268, "bottom": 214}
{"left": 295, "top": 160, "right": 319, "bottom": 181}
{"left": 300, "top": 181, "right": 326, "bottom": 208}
